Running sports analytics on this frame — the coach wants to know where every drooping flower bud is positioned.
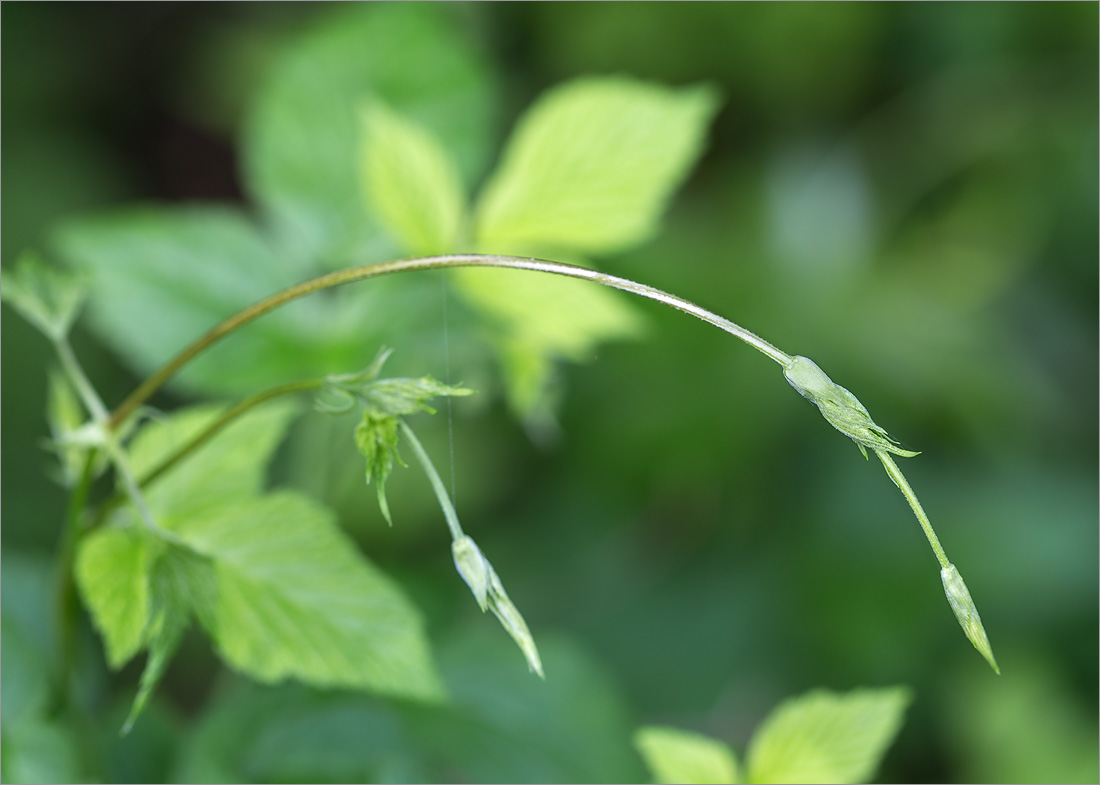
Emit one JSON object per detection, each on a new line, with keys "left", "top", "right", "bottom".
{"left": 452, "top": 535, "right": 544, "bottom": 678}
{"left": 941, "top": 563, "right": 999, "bottom": 674}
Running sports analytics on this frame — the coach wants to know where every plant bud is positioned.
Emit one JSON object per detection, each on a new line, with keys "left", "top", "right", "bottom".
{"left": 941, "top": 563, "right": 1000, "bottom": 674}
{"left": 784, "top": 356, "right": 919, "bottom": 459}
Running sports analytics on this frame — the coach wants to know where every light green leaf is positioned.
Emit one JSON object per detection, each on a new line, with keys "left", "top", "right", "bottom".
{"left": 745, "top": 687, "right": 911, "bottom": 784}
{"left": 0, "top": 252, "right": 87, "bottom": 341}
{"left": 635, "top": 725, "right": 740, "bottom": 785}
{"left": 166, "top": 491, "right": 444, "bottom": 701}
{"left": 360, "top": 99, "right": 467, "bottom": 255}
{"left": 454, "top": 265, "right": 644, "bottom": 416}
{"left": 74, "top": 526, "right": 151, "bottom": 668}
{"left": 361, "top": 376, "right": 475, "bottom": 417}
{"left": 475, "top": 76, "right": 720, "bottom": 254}
{"left": 126, "top": 399, "right": 299, "bottom": 520}
{"left": 51, "top": 206, "right": 378, "bottom": 396}
{"left": 243, "top": 2, "right": 494, "bottom": 266}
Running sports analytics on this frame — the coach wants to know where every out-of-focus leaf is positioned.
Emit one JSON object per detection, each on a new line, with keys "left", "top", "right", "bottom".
{"left": 74, "top": 526, "right": 151, "bottom": 669}
{"left": 360, "top": 100, "right": 467, "bottom": 255}
{"left": 0, "top": 616, "right": 51, "bottom": 725}
{"left": 745, "top": 687, "right": 911, "bottom": 784}
{"left": 243, "top": 2, "right": 495, "bottom": 266}
{"left": 475, "top": 76, "right": 719, "bottom": 254}
{"left": 164, "top": 491, "right": 444, "bottom": 701}
{"left": 0, "top": 719, "right": 84, "bottom": 784}
{"left": 409, "top": 629, "right": 645, "bottom": 783}
{"left": 454, "top": 265, "right": 644, "bottom": 417}
{"left": 52, "top": 206, "right": 375, "bottom": 396}
{"left": 0, "top": 251, "right": 86, "bottom": 341}
{"left": 635, "top": 725, "right": 741, "bottom": 784}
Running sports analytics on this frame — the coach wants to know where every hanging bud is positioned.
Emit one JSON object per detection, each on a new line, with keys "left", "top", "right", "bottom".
{"left": 783, "top": 356, "right": 919, "bottom": 459}
{"left": 941, "top": 563, "right": 999, "bottom": 674}
{"left": 451, "top": 535, "right": 544, "bottom": 678}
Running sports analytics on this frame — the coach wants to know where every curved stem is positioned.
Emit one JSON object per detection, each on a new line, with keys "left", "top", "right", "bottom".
{"left": 108, "top": 254, "right": 792, "bottom": 430}
{"left": 91, "top": 378, "right": 325, "bottom": 528}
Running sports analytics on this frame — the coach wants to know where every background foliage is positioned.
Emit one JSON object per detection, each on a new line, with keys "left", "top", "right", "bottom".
{"left": 2, "top": 3, "right": 1097, "bottom": 783}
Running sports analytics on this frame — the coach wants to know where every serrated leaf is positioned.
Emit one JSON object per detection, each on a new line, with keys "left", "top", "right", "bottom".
{"left": 166, "top": 491, "right": 443, "bottom": 701}
{"left": 123, "top": 544, "right": 214, "bottom": 735}
{"left": 360, "top": 99, "right": 467, "bottom": 255}
{"left": 475, "top": 76, "right": 720, "bottom": 254}
{"left": 745, "top": 687, "right": 911, "bottom": 784}
{"left": 74, "top": 526, "right": 151, "bottom": 668}
{"left": 126, "top": 399, "right": 299, "bottom": 520}
{"left": 0, "top": 252, "right": 87, "bottom": 341}
{"left": 244, "top": 2, "right": 494, "bottom": 266}
{"left": 635, "top": 725, "right": 740, "bottom": 785}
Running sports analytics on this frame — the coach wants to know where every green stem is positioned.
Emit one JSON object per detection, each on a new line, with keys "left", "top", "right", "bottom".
{"left": 55, "top": 452, "right": 96, "bottom": 699}
{"left": 399, "top": 420, "right": 464, "bottom": 541}
{"left": 91, "top": 378, "right": 325, "bottom": 529}
{"left": 108, "top": 254, "right": 792, "bottom": 430}
{"left": 875, "top": 449, "right": 950, "bottom": 569}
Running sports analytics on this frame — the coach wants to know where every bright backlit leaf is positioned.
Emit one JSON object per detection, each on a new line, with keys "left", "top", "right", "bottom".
{"left": 635, "top": 725, "right": 740, "bottom": 784}
{"left": 745, "top": 687, "right": 911, "bottom": 784}
{"left": 475, "top": 76, "right": 720, "bottom": 254}
{"left": 74, "top": 526, "right": 151, "bottom": 669}
{"left": 360, "top": 100, "right": 467, "bottom": 255}
{"left": 0, "top": 252, "right": 87, "bottom": 341}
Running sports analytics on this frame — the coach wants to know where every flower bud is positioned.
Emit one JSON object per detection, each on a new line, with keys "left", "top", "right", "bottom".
{"left": 941, "top": 563, "right": 999, "bottom": 674}
{"left": 784, "top": 356, "right": 919, "bottom": 459}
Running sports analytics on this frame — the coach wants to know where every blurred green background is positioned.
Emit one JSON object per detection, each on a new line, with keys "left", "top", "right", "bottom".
{"left": 2, "top": 3, "right": 1097, "bottom": 783}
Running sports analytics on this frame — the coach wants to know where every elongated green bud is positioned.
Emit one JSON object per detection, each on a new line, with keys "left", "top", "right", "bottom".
{"left": 452, "top": 535, "right": 544, "bottom": 678}
{"left": 941, "top": 563, "right": 999, "bottom": 674}
{"left": 784, "top": 356, "right": 918, "bottom": 459}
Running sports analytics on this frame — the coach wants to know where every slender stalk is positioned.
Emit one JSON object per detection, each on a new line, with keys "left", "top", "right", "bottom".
{"left": 91, "top": 378, "right": 325, "bottom": 528}
{"left": 55, "top": 452, "right": 96, "bottom": 696}
{"left": 875, "top": 449, "right": 950, "bottom": 569}
{"left": 399, "top": 420, "right": 464, "bottom": 541}
{"left": 108, "top": 254, "right": 792, "bottom": 430}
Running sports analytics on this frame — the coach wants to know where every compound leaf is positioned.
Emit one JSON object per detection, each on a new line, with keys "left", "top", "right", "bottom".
{"left": 635, "top": 725, "right": 740, "bottom": 784}
{"left": 475, "top": 76, "right": 720, "bottom": 254}
{"left": 745, "top": 687, "right": 911, "bottom": 784}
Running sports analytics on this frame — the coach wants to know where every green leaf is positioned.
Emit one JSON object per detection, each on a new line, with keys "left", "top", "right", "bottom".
{"left": 45, "top": 368, "right": 89, "bottom": 487}
{"left": 355, "top": 410, "right": 401, "bottom": 525}
{"left": 475, "top": 76, "right": 720, "bottom": 254}
{"left": 123, "top": 544, "right": 214, "bottom": 735}
{"left": 52, "top": 206, "right": 378, "bottom": 396}
{"left": 243, "top": 2, "right": 495, "bottom": 266}
{"left": 125, "top": 399, "right": 300, "bottom": 520}
{"left": 0, "top": 251, "right": 86, "bottom": 341}
{"left": 74, "top": 526, "right": 151, "bottom": 668}
{"left": 745, "top": 687, "right": 911, "bottom": 784}
{"left": 453, "top": 265, "right": 644, "bottom": 417}
{"left": 1, "top": 616, "right": 51, "bottom": 725}
{"left": 635, "top": 725, "right": 740, "bottom": 785}
{"left": 166, "top": 491, "right": 444, "bottom": 701}
{"left": 361, "top": 376, "right": 475, "bottom": 417}
{"left": 360, "top": 99, "right": 467, "bottom": 255}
